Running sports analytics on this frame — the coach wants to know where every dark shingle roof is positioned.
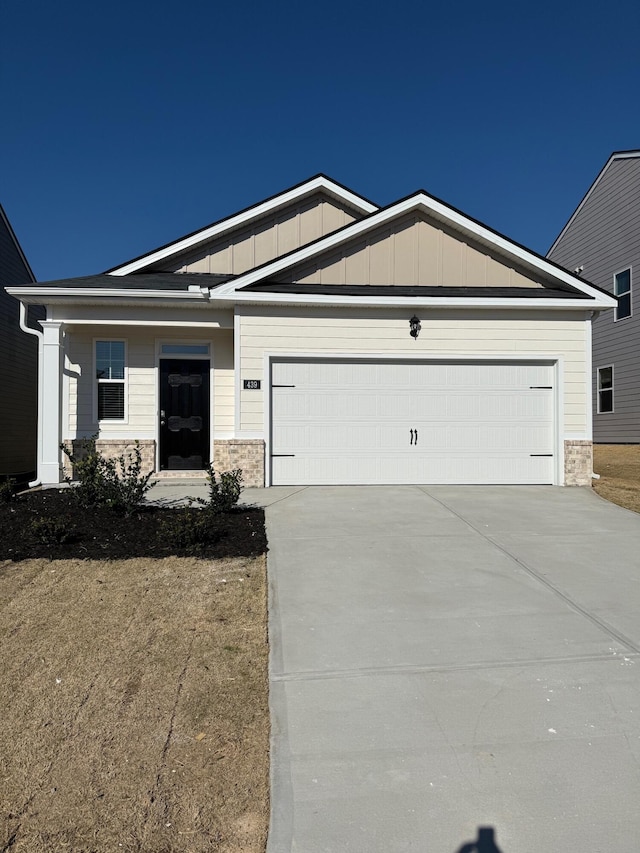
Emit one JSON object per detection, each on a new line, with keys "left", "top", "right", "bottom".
{"left": 8, "top": 272, "right": 234, "bottom": 291}
{"left": 239, "top": 282, "right": 589, "bottom": 299}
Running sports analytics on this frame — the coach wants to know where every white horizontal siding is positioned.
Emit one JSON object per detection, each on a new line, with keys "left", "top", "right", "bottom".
{"left": 213, "top": 329, "right": 234, "bottom": 434}
{"left": 64, "top": 327, "right": 232, "bottom": 441}
{"left": 237, "top": 306, "right": 588, "bottom": 436}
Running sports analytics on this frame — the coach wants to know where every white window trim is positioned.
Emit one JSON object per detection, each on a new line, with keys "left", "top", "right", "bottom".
{"left": 156, "top": 339, "right": 212, "bottom": 360}
{"left": 596, "top": 364, "right": 614, "bottom": 414}
{"left": 94, "top": 338, "right": 128, "bottom": 424}
{"left": 613, "top": 267, "right": 632, "bottom": 322}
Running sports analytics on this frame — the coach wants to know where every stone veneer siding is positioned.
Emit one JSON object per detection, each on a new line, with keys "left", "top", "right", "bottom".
{"left": 62, "top": 437, "right": 588, "bottom": 488}
{"left": 214, "top": 439, "right": 265, "bottom": 488}
{"left": 62, "top": 439, "right": 156, "bottom": 480}
{"left": 564, "top": 440, "right": 593, "bottom": 487}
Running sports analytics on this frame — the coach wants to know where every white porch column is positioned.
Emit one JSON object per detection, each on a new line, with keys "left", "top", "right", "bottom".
{"left": 40, "top": 320, "right": 64, "bottom": 484}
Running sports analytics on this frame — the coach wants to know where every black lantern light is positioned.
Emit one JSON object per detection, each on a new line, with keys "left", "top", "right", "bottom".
{"left": 409, "top": 315, "right": 421, "bottom": 339}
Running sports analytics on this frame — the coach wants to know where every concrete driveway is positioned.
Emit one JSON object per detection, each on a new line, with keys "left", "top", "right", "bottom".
{"left": 264, "top": 486, "right": 640, "bottom": 853}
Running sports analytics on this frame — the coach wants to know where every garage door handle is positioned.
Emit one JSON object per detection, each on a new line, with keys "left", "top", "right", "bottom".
{"left": 410, "top": 428, "right": 414, "bottom": 445}
{"left": 415, "top": 429, "right": 418, "bottom": 446}
{"left": 530, "top": 386, "right": 552, "bottom": 389}
{"left": 530, "top": 454, "right": 553, "bottom": 457}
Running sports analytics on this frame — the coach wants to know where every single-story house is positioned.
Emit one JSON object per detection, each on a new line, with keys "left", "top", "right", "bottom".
{"left": 6, "top": 175, "right": 616, "bottom": 488}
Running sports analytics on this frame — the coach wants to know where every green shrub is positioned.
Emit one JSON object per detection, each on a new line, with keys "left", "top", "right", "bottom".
{"left": 61, "top": 438, "right": 156, "bottom": 516}
{"left": 0, "top": 477, "right": 16, "bottom": 504}
{"left": 28, "top": 517, "right": 73, "bottom": 549}
{"left": 191, "top": 465, "right": 243, "bottom": 514}
{"left": 160, "top": 508, "right": 223, "bottom": 555}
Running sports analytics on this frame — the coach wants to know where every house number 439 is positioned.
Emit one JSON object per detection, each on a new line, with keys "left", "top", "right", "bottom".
{"left": 243, "top": 379, "right": 261, "bottom": 390}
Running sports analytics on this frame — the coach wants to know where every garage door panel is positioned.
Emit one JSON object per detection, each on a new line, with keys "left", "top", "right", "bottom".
{"left": 270, "top": 360, "right": 555, "bottom": 485}
{"left": 271, "top": 451, "right": 554, "bottom": 486}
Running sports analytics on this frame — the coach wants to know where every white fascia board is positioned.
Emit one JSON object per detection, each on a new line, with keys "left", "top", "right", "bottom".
{"left": 548, "top": 151, "right": 640, "bottom": 255}
{"left": 108, "top": 177, "right": 378, "bottom": 276}
{"left": 6, "top": 286, "right": 206, "bottom": 301}
{"left": 214, "top": 193, "right": 616, "bottom": 304}
{"left": 61, "top": 319, "right": 224, "bottom": 327}
{"left": 212, "top": 290, "right": 614, "bottom": 310}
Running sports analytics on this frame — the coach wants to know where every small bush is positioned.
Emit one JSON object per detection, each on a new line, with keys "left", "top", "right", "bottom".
{"left": 0, "top": 477, "right": 16, "bottom": 504}
{"left": 62, "top": 438, "right": 156, "bottom": 516}
{"left": 160, "top": 508, "right": 223, "bottom": 555}
{"left": 28, "top": 517, "right": 74, "bottom": 549}
{"left": 192, "top": 466, "right": 243, "bottom": 514}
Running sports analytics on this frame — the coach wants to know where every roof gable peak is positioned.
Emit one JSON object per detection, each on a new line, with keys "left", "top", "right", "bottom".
{"left": 107, "top": 175, "right": 378, "bottom": 277}
{"left": 212, "top": 187, "right": 613, "bottom": 305}
{"left": 548, "top": 150, "right": 640, "bottom": 254}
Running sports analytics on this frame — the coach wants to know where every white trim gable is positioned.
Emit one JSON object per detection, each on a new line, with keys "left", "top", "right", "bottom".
{"left": 548, "top": 151, "right": 640, "bottom": 255}
{"left": 108, "top": 176, "right": 378, "bottom": 276}
{"left": 212, "top": 191, "right": 617, "bottom": 308}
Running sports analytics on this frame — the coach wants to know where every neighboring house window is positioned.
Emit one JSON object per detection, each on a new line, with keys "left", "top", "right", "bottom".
{"left": 96, "top": 340, "right": 126, "bottom": 420}
{"left": 614, "top": 268, "right": 631, "bottom": 320}
{"left": 597, "top": 366, "right": 614, "bottom": 414}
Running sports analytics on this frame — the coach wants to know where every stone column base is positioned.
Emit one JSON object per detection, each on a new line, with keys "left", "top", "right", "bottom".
{"left": 62, "top": 439, "right": 156, "bottom": 480}
{"left": 214, "top": 439, "right": 265, "bottom": 487}
{"left": 564, "top": 440, "right": 592, "bottom": 486}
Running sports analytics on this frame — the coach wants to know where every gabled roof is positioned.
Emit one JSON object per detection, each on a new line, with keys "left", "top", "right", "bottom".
{"left": 5, "top": 272, "right": 233, "bottom": 306}
{"left": 107, "top": 175, "right": 378, "bottom": 276}
{"left": 242, "top": 282, "right": 589, "bottom": 299}
{"left": 211, "top": 188, "right": 615, "bottom": 308}
{"left": 0, "top": 203, "right": 36, "bottom": 284}
{"left": 547, "top": 150, "right": 640, "bottom": 255}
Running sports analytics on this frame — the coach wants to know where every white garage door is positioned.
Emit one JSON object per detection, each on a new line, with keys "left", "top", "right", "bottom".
{"left": 270, "top": 360, "right": 555, "bottom": 485}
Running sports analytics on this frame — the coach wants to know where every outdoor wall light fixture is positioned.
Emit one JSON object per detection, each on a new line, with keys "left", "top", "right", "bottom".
{"left": 409, "top": 315, "right": 421, "bottom": 339}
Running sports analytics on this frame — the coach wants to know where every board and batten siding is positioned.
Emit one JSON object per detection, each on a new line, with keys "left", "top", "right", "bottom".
{"left": 163, "top": 193, "right": 361, "bottom": 276}
{"left": 278, "top": 214, "right": 550, "bottom": 289}
{"left": 65, "top": 327, "right": 234, "bottom": 440}
{"left": 236, "top": 306, "right": 589, "bottom": 437}
{"left": 548, "top": 156, "right": 640, "bottom": 442}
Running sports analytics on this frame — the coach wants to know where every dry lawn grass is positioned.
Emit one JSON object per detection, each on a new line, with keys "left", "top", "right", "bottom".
{"left": 593, "top": 444, "right": 640, "bottom": 514}
{"left": 0, "top": 555, "right": 269, "bottom": 853}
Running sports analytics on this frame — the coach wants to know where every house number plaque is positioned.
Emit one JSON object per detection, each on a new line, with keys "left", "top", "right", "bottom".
{"left": 243, "top": 379, "right": 261, "bottom": 390}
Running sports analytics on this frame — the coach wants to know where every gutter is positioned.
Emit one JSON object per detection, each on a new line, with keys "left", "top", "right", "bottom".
{"left": 19, "top": 302, "right": 43, "bottom": 488}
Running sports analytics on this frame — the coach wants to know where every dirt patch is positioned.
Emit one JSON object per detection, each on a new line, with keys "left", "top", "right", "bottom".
{"left": 0, "top": 554, "right": 269, "bottom": 852}
{"left": 0, "top": 489, "right": 266, "bottom": 562}
{"left": 593, "top": 444, "right": 640, "bottom": 513}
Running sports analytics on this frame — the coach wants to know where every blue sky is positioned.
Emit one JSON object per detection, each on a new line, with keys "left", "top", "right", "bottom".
{"left": 2, "top": 0, "right": 640, "bottom": 281}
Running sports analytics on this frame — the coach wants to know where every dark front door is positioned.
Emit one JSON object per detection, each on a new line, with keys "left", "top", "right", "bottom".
{"left": 159, "top": 359, "right": 210, "bottom": 470}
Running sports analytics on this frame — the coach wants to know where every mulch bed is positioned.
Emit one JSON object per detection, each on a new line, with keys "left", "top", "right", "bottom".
{"left": 0, "top": 489, "right": 267, "bottom": 562}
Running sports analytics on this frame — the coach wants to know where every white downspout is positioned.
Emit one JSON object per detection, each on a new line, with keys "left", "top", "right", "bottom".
{"left": 19, "top": 301, "right": 43, "bottom": 488}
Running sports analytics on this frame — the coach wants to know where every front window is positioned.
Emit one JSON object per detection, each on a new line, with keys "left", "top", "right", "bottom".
{"left": 597, "top": 366, "right": 613, "bottom": 414}
{"left": 614, "top": 269, "right": 631, "bottom": 320}
{"left": 96, "top": 340, "right": 126, "bottom": 420}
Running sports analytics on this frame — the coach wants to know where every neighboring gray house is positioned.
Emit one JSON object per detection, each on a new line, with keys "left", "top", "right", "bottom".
{"left": 0, "top": 204, "right": 42, "bottom": 483}
{"left": 548, "top": 150, "right": 640, "bottom": 443}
